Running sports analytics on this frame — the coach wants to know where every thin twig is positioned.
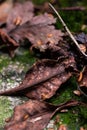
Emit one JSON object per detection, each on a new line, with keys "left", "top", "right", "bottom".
{"left": 60, "top": 6, "right": 85, "bottom": 11}
{"left": 35, "top": 5, "right": 85, "bottom": 12}
{"left": 49, "top": 3, "right": 87, "bottom": 59}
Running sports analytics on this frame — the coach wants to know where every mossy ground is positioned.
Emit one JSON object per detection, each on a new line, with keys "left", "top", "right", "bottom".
{"left": 48, "top": 77, "right": 87, "bottom": 129}
{"left": 0, "top": 97, "right": 13, "bottom": 128}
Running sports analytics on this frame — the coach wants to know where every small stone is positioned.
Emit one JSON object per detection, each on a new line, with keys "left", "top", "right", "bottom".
{"left": 46, "top": 120, "right": 54, "bottom": 129}
{"left": 16, "top": 78, "right": 21, "bottom": 82}
{"left": 60, "top": 109, "right": 68, "bottom": 113}
{"left": 73, "top": 90, "right": 81, "bottom": 96}
{"left": 11, "top": 76, "right": 16, "bottom": 80}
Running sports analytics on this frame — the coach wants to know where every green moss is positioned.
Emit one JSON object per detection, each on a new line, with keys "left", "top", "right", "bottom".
{"left": 48, "top": 77, "right": 87, "bottom": 129}
{"left": 12, "top": 50, "right": 36, "bottom": 66}
{"left": 48, "top": 77, "right": 77, "bottom": 104}
{"left": 56, "top": 108, "right": 79, "bottom": 130}
{"left": 55, "top": 10, "right": 84, "bottom": 32}
{"left": 0, "top": 97, "right": 13, "bottom": 127}
{"left": 0, "top": 55, "right": 11, "bottom": 71}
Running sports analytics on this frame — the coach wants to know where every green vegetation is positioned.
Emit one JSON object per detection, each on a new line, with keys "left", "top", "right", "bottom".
{"left": 48, "top": 77, "right": 87, "bottom": 129}
{"left": 0, "top": 97, "right": 13, "bottom": 127}
{"left": 0, "top": 55, "right": 11, "bottom": 71}
{"left": 12, "top": 49, "right": 36, "bottom": 66}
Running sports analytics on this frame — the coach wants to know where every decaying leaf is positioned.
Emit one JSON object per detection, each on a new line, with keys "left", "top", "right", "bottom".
{"left": 0, "top": 1, "right": 34, "bottom": 56}
{"left": 8, "top": 13, "right": 63, "bottom": 51}
{"left": 6, "top": 1, "right": 34, "bottom": 31}
{"left": 0, "top": 12, "right": 64, "bottom": 56}
{"left": 0, "top": 56, "right": 76, "bottom": 100}
{"left": 4, "top": 99, "right": 79, "bottom": 130}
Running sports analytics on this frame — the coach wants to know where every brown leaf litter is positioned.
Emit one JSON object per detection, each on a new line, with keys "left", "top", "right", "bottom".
{"left": 0, "top": 1, "right": 87, "bottom": 130}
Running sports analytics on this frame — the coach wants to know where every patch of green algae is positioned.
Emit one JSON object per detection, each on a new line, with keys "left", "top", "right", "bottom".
{"left": 0, "top": 97, "right": 13, "bottom": 128}
{"left": 0, "top": 55, "right": 11, "bottom": 71}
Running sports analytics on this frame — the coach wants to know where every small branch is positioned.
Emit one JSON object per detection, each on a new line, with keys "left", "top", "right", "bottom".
{"left": 49, "top": 3, "right": 87, "bottom": 59}
{"left": 34, "top": 5, "right": 85, "bottom": 13}
{"left": 59, "top": 6, "right": 85, "bottom": 11}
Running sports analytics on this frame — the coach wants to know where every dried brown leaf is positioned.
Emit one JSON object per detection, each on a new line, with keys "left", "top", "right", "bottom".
{"left": 6, "top": 1, "right": 34, "bottom": 31}
{"left": 0, "top": 12, "right": 64, "bottom": 56}
{"left": 4, "top": 100, "right": 79, "bottom": 130}
{"left": 0, "top": 56, "right": 76, "bottom": 100}
{"left": 8, "top": 13, "right": 63, "bottom": 52}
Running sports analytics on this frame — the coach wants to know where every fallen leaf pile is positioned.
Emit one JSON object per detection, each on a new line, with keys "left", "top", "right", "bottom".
{"left": 0, "top": 1, "right": 87, "bottom": 130}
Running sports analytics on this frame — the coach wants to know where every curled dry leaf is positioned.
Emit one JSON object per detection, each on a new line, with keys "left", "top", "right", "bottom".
{"left": 0, "top": 56, "right": 76, "bottom": 100}
{"left": 4, "top": 99, "right": 79, "bottom": 130}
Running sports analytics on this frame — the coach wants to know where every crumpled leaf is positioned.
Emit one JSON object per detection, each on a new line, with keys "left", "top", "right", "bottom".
{"left": 8, "top": 13, "right": 64, "bottom": 51}
{"left": 6, "top": 1, "right": 34, "bottom": 31}
{"left": 4, "top": 99, "right": 79, "bottom": 130}
{"left": 0, "top": 29, "right": 19, "bottom": 57}
{"left": 0, "top": 12, "right": 64, "bottom": 56}
{"left": 0, "top": 1, "right": 34, "bottom": 57}
{"left": 0, "top": 56, "right": 76, "bottom": 100}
